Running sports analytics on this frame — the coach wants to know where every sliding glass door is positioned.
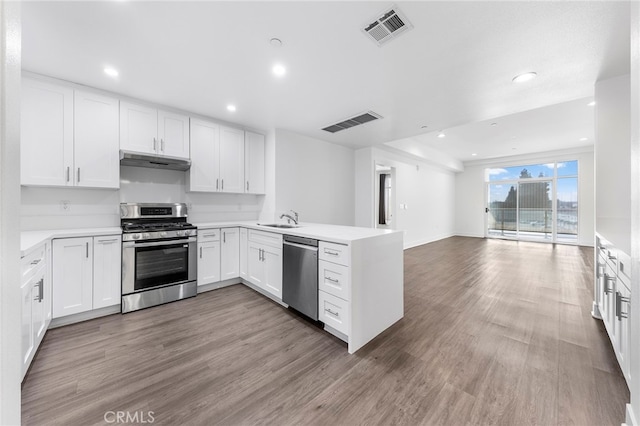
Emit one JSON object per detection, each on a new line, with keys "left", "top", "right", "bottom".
{"left": 485, "top": 161, "right": 578, "bottom": 244}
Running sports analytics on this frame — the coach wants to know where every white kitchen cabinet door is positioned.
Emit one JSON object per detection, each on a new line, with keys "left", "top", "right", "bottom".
{"left": 93, "top": 236, "right": 122, "bottom": 309}
{"left": 262, "top": 245, "right": 283, "bottom": 299}
{"left": 158, "top": 110, "right": 190, "bottom": 159}
{"left": 31, "top": 267, "right": 47, "bottom": 347}
{"left": 21, "top": 277, "right": 34, "bottom": 376}
{"left": 120, "top": 101, "right": 158, "bottom": 155}
{"left": 221, "top": 228, "right": 240, "bottom": 280}
{"left": 615, "top": 284, "right": 631, "bottom": 382}
{"left": 219, "top": 126, "right": 245, "bottom": 193}
{"left": 53, "top": 238, "right": 94, "bottom": 318}
{"left": 247, "top": 242, "right": 265, "bottom": 288}
{"left": 198, "top": 241, "right": 221, "bottom": 286}
{"left": 188, "top": 118, "right": 220, "bottom": 192}
{"left": 74, "top": 90, "right": 120, "bottom": 189}
{"left": 244, "top": 131, "right": 265, "bottom": 194}
{"left": 21, "top": 78, "right": 74, "bottom": 186}
{"left": 239, "top": 228, "right": 248, "bottom": 279}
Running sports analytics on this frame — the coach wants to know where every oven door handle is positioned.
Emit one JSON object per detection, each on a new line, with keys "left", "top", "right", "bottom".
{"left": 123, "top": 237, "right": 196, "bottom": 248}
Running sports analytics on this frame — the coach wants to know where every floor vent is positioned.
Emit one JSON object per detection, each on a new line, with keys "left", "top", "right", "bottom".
{"left": 362, "top": 6, "right": 413, "bottom": 46}
{"left": 322, "top": 111, "right": 383, "bottom": 133}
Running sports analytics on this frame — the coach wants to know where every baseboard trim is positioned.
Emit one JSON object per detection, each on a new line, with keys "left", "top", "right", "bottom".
{"left": 50, "top": 304, "right": 120, "bottom": 328}
{"left": 241, "top": 280, "right": 288, "bottom": 307}
{"left": 197, "top": 278, "right": 242, "bottom": 293}
{"left": 404, "top": 234, "right": 456, "bottom": 250}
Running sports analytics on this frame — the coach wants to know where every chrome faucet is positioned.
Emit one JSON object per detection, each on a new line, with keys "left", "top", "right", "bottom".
{"left": 280, "top": 210, "right": 299, "bottom": 225}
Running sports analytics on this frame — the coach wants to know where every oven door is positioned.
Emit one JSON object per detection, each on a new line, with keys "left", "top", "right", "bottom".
{"left": 122, "top": 237, "right": 196, "bottom": 295}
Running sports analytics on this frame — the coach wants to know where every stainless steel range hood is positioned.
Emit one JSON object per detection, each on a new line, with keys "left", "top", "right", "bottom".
{"left": 120, "top": 150, "right": 191, "bottom": 171}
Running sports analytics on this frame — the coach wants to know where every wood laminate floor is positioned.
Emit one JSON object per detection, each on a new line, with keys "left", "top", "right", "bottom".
{"left": 22, "top": 237, "right": 629, "bottom": 425}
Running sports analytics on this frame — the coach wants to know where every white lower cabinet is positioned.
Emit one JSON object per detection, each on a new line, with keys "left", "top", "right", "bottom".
{"left": 239, "top": 228, "right": 248, "bottom": 279}
{"left": 221, "top": 228, "right": 240, "bottom": 280}
{"left": 318, "top": 290, "right": 349, "bottom": 335}
{"left": 246, "top": 230, "right": 283, "bottom": 299}
{"left": 318, "top": 242, "right": 351, "bottom": 338}
{"left": 198, "top": 241, "right": 221, "bottom": 286}
{"left": 21, "top": 242, "right": 51, "bottom": 379}
{"left": 52, "top": 235, "right": 121, "bottom": 318}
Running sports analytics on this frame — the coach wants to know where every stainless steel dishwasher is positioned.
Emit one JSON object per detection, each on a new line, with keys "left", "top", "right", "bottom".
{"left": 283, "top": 235, "right": 319, "bottom": 320}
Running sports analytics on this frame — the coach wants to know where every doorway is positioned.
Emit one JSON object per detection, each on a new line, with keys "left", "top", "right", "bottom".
{"left": 375, "top": 164, "right": 396, "bottom": 229}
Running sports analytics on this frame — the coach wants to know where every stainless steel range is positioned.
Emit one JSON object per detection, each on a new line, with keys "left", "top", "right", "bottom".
{"left": 120, "top": 203, "right": 197, "bottom": 313}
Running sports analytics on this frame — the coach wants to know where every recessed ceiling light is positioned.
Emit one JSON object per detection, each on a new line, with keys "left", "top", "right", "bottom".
{"left": 421, "top": 125, "right": 428, "bottom": 129}
{"left": 272, "top": 64, "right": 287, "bottom": 77}
{"left": 579, "top": 137, "right": 588, "bottom": 141}
{"left": 226, "top": 104, "right": 237, "bottom": 112}
{"left": 587, "top": 101, "right": 596, "bottom": 106}
{"left": 437, "top": 132, "right": 446, "bottom": 138}
{"left": 104, "top": 67, "right": 119, "bottom": 78}
{"left": 512, "top": 72, "right": 537, "bottom": 83}
{"left": 471, "top": 153, "right": 477, "bottom": 156}
{"left": 270, "top": 38, "right": 283, "bottom": 48}
{"left": 490, "top": 122, "right": 498, "bottom": 126}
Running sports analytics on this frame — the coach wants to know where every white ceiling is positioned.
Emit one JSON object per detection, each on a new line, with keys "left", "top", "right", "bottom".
{"left": 21, "top": 1, "right": 630, "bottom": 162}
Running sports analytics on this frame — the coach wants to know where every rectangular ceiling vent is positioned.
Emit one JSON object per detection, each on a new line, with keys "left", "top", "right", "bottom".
{"left": 322, "top": 111, "right": 383, "bottom": 133}
{"left": 362, "top": 5, "right": 413, "bottom": 47}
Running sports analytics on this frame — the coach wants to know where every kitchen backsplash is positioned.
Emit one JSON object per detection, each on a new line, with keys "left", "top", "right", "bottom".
{"left": 21, "top": 166, "right": 263, "bottom": 230}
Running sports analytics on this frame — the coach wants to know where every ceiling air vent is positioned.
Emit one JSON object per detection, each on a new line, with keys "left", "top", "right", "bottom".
{"left": 362, "top": 6, "right": 413, "bottom": 46}
{"left": 322, "top": 111, "right": 383, "bottom": 133}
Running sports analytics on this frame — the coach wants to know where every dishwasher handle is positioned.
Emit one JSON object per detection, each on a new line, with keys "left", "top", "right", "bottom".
{"left": 284, "top": 240, "right": 319, "bottom": 251}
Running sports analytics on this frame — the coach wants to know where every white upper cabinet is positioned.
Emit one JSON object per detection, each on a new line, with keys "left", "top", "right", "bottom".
{"left": 158, "top": 110, "right": 190, "bottom": 159}
{"left": 219, "top": 126, "right": 245, "bottom": 193}
{"left": 120, "top": 101, "right": 157, "bottom": 155}
{"left": 120, "top": 101, "right": 190, "bottom": 160}
{"left": 21, "top": 78, "right": 74, "bottom": 186}
{"left": 244, "top": 131, "right": 265, "bottom": 194}
{"left": 21, "top": 78, "right": 119, "bottom": 189}
{"left": 188, "top": 121, "right": 245, "bottom": 193}
{"left": 74, "top": 90, "right": 120, "bottom": 188}
{"left": 188, "top": 118, "right": 221, "bottom": 192}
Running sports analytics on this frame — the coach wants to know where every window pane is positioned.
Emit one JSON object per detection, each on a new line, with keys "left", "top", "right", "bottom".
{"left": 487, "top": 183, "right": 517, "bottom": 237}
{"left": 557, "top": 160, "right": 578, "bottom": 177}
{"left": 518, "top": 181, "right": 553, "bottom": 240}
{"left": 557, "top": 177, "right": 578, "bottom": 242}
{"left": 488, "top": 163, "right": 555, "bottom": 181}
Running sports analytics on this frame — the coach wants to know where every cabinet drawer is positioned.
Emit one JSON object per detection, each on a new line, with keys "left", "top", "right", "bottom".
{"left": 22, "top": 244, "right": 46, "bottom": 281}
{"left": 618, "top": 251, "right": 631, "bottom": 285}
{"left": 248, "top": 229, "right": 282, "bottom": 248}
{"left": 605, "top": 248, "right": 618, "bottom": 270}
{"left": 198, "top": 228, "right": 220, "bottom": 242}
{"left": 319, "top": 260, "right": 350, "bottom": 301}
{"left": 319, "top": 241, "right": 350, "bottom": 266}
{"left": 319, "top": 290, "right": 349, "bottom": 336}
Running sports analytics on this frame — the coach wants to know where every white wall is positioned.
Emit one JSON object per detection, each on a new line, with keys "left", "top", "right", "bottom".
{"left": 272, "top": 129, "right": 354, "bottom": 226}
{"left": 21, "top": 166, "right": 265, "bottom": 230}
{"left": 0, "top": 1, "right": 22, "bottom": 423}
{"left": 455, "top": 147, "right": 595, "bottom": 246}
{"left": 595, "top": 74, "right": 631, "bottom": 254}
{"left": 355, "top": 146, "right": 457, "bottom": 249}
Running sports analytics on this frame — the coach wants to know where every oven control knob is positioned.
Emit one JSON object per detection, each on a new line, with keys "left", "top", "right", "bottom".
{"left": 133, "top": 234, "right": 141, "bottom": 240}
{"left": 176, "top": 230, "right": 184, "bottom": 237}
{"left": 161, "top": 232, "right": 167, "bottom": 237}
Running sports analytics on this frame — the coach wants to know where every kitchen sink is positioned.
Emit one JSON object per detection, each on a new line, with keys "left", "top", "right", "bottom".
{"left": 257, "top": 223, "right": 299, "bottom": 229}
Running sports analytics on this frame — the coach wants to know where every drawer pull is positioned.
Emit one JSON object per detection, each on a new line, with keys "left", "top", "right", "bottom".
{"left": 604, "top": 273, "right": 615, "bottom": 294}
{"left": 30, "top": 258, "right": 42, "bottom": 266}
{"left": 616, "top": 291, "right": 630, "bottom": 320}
{"left": 325, "top": 276, "right": 339, "bottom": 284}
{"left": 325, "top": 250, "right": 339, "bottom": 256}
{"left": 202, "top": 233, "right": 217, "bottom": 237}
{"left": 326, "top": 308, "right": 339, "bottom": 317}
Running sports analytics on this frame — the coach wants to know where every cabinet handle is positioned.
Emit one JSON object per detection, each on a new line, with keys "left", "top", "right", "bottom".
{"left": 247, "top": 181, "right": 249, "bottom": 191}
{"left": 223, "top": 232, "right": 226, "bottom": 244}
{"left": 325, "top": 250, "right": 339, "bottom": 257}
{"left": 200, "top": 247, "right": 203, "bottom": 259}
{"left": 326, "top": 308, "right": 339, "bottom": 317}
{"left": 33, "top": 278, "right": 43, "bottom": 302}
{"left": 216, "top": 179, "right": 219, "bottom": 190}
{"left": 153, "top": 137, "right": 157, "bottom": 151}
{"left": 222, "top": 179, "right": 224, "bottom": 190}
{"left": 77, "top": 168, "right": 81, "bottom": 183}
{"left": 203, "top": 233, "right": 217, "bottom": 238}
{"left": 604, "top": 273, "right": 615, "bottom": 294}
{"left": 86, "top": 242, "right": 89, "bottom": 258}
{"left": 325, "top": 276, "right": 339, "bottom": 284}
{"left": 616, "top": 291, "right": 630, "bottom": 320}
{"left": 39, "top": 278, "right": 44, "bottom": 302}
{"left": 98, "top": 238, "right": 120, "bottom": 243}
{"left": 161, "top": 138, "right": 165, "bottom": 152}
{"left": 66, "top": 166, "right": 70, "bottom": 182}
{"left": 30, "top": 258, "right": 42, "bottom": 266}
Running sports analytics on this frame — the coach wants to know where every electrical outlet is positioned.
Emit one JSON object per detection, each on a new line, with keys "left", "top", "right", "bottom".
{"left": 60, "top": 200, "right": 70, "bottom": 211}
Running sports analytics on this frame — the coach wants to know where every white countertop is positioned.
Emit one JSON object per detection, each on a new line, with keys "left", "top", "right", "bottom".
{"left": 21, "top": 227, "right": 122, "bottom": 257}
{"left": 195, "top": 221, "right": 401, "bottom": 244}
